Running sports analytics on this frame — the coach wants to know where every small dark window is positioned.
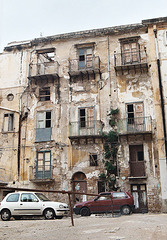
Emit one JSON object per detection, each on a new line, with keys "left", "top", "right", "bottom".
{"left": 6, "top": 193, "right": 19, "bottom": 202}
{"left": 80, "top": 109, "right": 86, "bottom": 128}
{"left": 39, "top": 87, "right": 50, "bottom": 101}
{"left": 138, "top": 151, "right": 144, "bottom": 161}
{"left": 46, "top": 112, "right": 51, "bottom": 128}
{"left": 90, "top": 154, "right": 98, "bottom": 166}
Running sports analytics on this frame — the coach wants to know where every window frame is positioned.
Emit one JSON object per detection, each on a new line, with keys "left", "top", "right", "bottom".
{"left": 3, "top": 113, "right": 14, "bottom": 132}
{"left": 36, "top": 111, "right": 52, "bottom": 129}
{"left": 39, "top": 87, "right": 50, "bottom": 101}
{"left": 89, "top": 154, "right": 98, "bottom": 166}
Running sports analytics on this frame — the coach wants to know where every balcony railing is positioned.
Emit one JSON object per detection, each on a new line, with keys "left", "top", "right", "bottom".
{"left": 117, "top": 116, "right": 152, "bottom": 135}
{"left": 69, "top": 56, "right": 100, "bottom": 74}
{"left": 29, "top": 165, "right": 54, "bottom": 182}
{"left": 29, "top": 61, "right": 59, "bottom": 78}
{"left": 114, "top": 50, "right": 148, "bottom": 73}
{"left": 69, "top": 120, "right": 103, "bottom": 137}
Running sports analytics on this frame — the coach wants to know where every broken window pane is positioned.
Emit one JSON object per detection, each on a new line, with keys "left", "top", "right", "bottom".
{"left": 90, "top": 154, "right": 98, "bottom": 166}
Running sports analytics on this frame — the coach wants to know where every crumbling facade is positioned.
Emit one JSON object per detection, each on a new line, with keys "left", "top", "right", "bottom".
{"left": 0, "top": 17, "right": 167, "bottom": 213}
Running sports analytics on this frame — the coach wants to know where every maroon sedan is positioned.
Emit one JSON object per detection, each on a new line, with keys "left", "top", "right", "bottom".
{"left": 73, "top": 192, "right": 134, "bottom": 216}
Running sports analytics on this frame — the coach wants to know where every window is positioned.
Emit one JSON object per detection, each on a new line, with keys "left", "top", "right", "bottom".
{"left": 39, "top": 87, "right": 50, "bottom": 101}
{"left": 79, "top": 107, "right": 94, "bottom": 128}
{"left": 6, "top": 193, "right": 19, "bottom": 202}
{"left": 21, "top": 193, "right": 38, "bottom": 202}
{"left": 90, "top": 154, "right": 98, "bottom": 166}
{"left": 112, "top": 192, "right": 127, "bottom": 199}
{"left": 126, "top": 102, "right": 144, "bottom": 131}
{"left": 78, "top": 47, "right": 93, "bottom": 69}
{"left": 36, "top": 111, "right": 52, "bottom": 142}
{"left": 37, "top": 111, "right": 51, "bottom": 129}
{"left": 3, "top": 113, "right": 14, "bottom": 132}
{"left": 120, "top": 37, "right": 140, "bottom": 65}
{"left": 36, "top": 151, "right": 51, "bottom": 179}
{"left": 98, "top": 181, "right": 106, "bottom": 193}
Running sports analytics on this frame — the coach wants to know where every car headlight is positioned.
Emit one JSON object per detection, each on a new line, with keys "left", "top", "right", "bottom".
{"left": 59, "top": 204, "right": 64, "bottom": 209}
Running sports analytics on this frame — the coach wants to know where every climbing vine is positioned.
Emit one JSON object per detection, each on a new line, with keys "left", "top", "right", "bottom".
{"left": 99, "top": 108, "right": 119, "bottom": 191}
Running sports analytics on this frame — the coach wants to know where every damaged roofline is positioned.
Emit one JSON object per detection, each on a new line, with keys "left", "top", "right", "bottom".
{"left": 4, "top": 22, "right": 146, "bottom": 51}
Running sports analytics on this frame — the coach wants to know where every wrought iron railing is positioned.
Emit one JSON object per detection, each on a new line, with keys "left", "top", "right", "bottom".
{"left": 29, "top": 165, "right": 53, "bottom": 180}
{"left": 69, "top": 56, "right": 100, "bottom": 73}
{"left": 114, "top": 50, "right": 147, "bottom": 67}
{"left": 69, "top": 120, "right": 103, "bottom": 137}
{"left": 29, "top": 61, "right": 59, "bottom": 77}
{"left": 117, "top": 116, "right": 152, "bottom": 134}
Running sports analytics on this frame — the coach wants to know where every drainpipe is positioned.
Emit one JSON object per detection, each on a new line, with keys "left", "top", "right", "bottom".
{"left": 154, "top": 28, "right": 167, "bottom": 163}
{"left": 107, "top": 36, "right": 111, "bottom": 96}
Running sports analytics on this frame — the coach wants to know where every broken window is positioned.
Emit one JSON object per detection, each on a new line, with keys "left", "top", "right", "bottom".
{"left": 78, "top": 47, "right": 93, "bottom": 69}
{"left": 126, "top": 102, "right": 144, "bottom": 132}
{"left": 3, "top": 113, "right": 14, "bottom": 132}
{"left": 36, "top": 151, "right": 51, "bottom": 179}
{"left": 120, "top": 37, "right": 140, "bottom": 65}
{"left": 89, "top": 154, "right": 98, "bottom": 166}
{"left": 36, "top": 111, "right": 52, "bottom": 142}
{"left": 39, "top": 87, "right": 50, "bottom": 101}
{"left": 36, "top": 111, "right": 51, "bottom": 129}
{"left": 36, "top": 48, "right": 55, "bottom": 75}
{"left": 79, "top": 107, "right": 94, "bottom": 128}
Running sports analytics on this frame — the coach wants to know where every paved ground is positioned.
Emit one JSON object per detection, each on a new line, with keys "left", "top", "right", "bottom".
{"left": 0, "top": 213, "right": 167, "bottom": 240}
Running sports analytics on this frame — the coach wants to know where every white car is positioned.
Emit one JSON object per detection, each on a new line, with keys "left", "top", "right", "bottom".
{"left": 0, "top": 192, "right": 69, "bottom": 221}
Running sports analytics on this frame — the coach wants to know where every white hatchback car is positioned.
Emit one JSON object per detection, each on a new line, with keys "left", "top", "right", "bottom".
{"left": 0, "top": 192, "right": 69, "bottom": 221}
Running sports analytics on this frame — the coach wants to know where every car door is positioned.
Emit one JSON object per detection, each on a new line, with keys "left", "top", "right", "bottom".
{"left": 89, "top": 196, "right": 112, "bottom": 213}
{"left": 17, "top": 193, "right": 42, "bottom": 215}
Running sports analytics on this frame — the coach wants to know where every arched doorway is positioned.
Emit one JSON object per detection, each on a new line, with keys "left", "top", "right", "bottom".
{"left": 72, "top": 172, "right": 87, "bottom": 204}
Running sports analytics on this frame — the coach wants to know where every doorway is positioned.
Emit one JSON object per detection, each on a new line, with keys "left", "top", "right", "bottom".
{"left": 72, "top": 172, "right": 87, "bottom": 204}
{"left": 131, "top": 184, "right": 148, "bottom": 213}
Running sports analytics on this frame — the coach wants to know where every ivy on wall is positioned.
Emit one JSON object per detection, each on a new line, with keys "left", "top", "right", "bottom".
{"left": 99, "top": 108, "right": 119, "bottom": 191}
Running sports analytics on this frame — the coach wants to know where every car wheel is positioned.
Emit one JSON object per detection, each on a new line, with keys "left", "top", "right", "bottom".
{"left": 121, "top": 205, "right": 131, "bottom": 215}
{"left": 80, "top": 207, "right": 91, "bottom": 216}
{"left": 44, "top": 208, "right": 55, "bottom": 220}
{"left": 1, "top": 209, "right": 11, "bottom": 221}
{"left": 55, "top": 216, "right": 63, "bottom": 219}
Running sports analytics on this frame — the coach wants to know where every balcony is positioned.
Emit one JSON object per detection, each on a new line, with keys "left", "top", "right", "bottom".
{"left": 114, "top": 50, "right": 148, "bottom": 75}
{"left": 28, "top": 61, "right": 60, "bottom": 82}
{"left": 29, "top": 165, "right": 54, "bottom": 184}
{"left": 35, "top": 128, "right": 52, "bottom": 142}
{"left": 69, "top": 120, "right": 103, "bottom": 142}
{"left": 68, "top": 56, "right": 101, "bottom": 79}
{"left": 117, "top": 116, "right": 152, "bottom": 136}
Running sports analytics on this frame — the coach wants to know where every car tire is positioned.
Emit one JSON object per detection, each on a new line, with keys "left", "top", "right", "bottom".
{"left": 43, "top": 208, "right": 55, "bottom": 220}
{"left": 1, "top": 209, "right": 11, "bottom": 221}
{"left": 121, "top": 205, "right": 131, "bottom": 215}
{"left": 80, "top": 207, "right": 91, "bottom": 216}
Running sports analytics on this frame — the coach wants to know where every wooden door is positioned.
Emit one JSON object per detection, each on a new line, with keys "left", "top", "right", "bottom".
{"left": 129, "top": 145, "right": 145, "bottom": 177}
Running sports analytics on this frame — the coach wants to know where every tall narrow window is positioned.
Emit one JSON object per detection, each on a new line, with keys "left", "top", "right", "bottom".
{"left": 3, "top": 113, "right": 14, "bottom": 132}
{"left": 36, "top": 111, "right": 52, "bottom": 142}
{"left": 78, "top": 48, "right": 93, "bottom": 69}
{"left": 36, "top": 151, "right": 51, "bottom": 179}
{"left": 79, "top": 107, "right": 94, "bottom": 128}
{"left": 89, "top": 154, "right": 98, "bottom": 166}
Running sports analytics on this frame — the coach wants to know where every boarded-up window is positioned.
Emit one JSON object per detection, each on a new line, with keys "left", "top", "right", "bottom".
{"left": 3, "top": 113, "right": 14, "bottom": 132}
{"left": 79, "top": 48, "right": 93, "bottom": 69}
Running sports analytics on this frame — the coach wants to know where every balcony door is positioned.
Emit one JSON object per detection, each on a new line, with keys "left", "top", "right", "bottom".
{"left": 129, "top": 145, "right": 145, "bottom": 177}
{"left": 78, "top": 48, "right": 93, "bottom": 69}
{"left": 79, "top": 107, "right": 94, "bottom": 135}
{"left": 126, "top": 102, "right": 144, "bottom": 132}
{"left": 122, "top": 41, "right": 140, "bottom": 64}
{"left": 36, "top": 151, "right": 51, "bottom": 179}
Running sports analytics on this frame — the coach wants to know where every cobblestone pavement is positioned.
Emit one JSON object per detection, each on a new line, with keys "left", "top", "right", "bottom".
{"left": 0, "top": 213, "right": 167, "bottom": 240}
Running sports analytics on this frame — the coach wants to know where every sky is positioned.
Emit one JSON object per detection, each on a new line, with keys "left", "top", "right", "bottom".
{"left": 0, "top": 0, "right": 167, "bottom": 52}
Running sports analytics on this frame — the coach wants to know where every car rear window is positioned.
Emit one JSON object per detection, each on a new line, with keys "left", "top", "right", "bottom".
{"left": 6, "top": 193, "right": 19, "bottom": 202}
{"left": 112, "top": 192, "right": 127, "bottom": 199}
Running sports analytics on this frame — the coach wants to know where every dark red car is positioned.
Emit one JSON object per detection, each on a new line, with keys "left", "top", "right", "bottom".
{"left": 73, "top": 192, "right": 134, "bottom": 216}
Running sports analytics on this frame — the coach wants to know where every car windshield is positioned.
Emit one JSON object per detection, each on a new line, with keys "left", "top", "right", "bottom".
{"left": 35, "top": 193, "right": 51, "bottom": 201}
